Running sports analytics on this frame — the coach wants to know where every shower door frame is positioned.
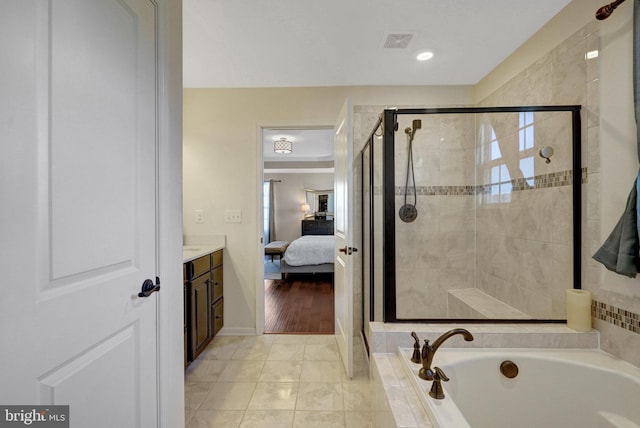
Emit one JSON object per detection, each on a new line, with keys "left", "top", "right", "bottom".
{"left": 358, "top": 114, "right": 382, "bottom": 354}
{"left": 374, "top": 105, "right": 583, "bottom": 323}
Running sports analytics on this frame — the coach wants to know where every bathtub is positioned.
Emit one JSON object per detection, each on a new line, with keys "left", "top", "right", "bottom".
{"left": 398, "top": 347, "right": 640, "bottom": 428}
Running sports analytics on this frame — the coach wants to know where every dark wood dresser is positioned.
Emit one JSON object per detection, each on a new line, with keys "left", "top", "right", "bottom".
{"left": 301, "top": 219, "right": 334, "bottom": 235}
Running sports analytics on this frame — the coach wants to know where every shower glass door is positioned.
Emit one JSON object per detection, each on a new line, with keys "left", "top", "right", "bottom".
{"left": 372, "top": 106, "right": 581, "bottom": 322}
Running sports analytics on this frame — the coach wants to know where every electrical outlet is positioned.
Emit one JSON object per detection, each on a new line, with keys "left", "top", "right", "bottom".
{"left": 194, "top": 209, "right": 205, "bottom": 224}
{"left": 224, "top": 209, "right": 242, "bottom": 223}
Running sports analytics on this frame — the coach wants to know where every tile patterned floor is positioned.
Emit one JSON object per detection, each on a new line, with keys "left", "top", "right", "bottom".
{"left": 185, "top": 334, "right": 373, "bottom": 428}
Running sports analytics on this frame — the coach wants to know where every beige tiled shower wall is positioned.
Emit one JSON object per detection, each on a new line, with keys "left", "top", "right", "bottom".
{"left": 474, "top": 111, "right": 575, "bottom": 319}
{"left": 478, "top": 22, "right": 598, "bottom": 319}
{"left": 394, "top": 114, "right": 477, "bottom": 318}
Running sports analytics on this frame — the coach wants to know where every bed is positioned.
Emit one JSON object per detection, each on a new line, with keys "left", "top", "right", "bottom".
{"left": 280, "top": 219, "right": 334, "bottom": 279}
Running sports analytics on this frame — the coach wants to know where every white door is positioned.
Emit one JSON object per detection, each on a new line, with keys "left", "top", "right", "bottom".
{"left": 1, "top": 1, "right": 160, "bottom": 426}
{"left": 334, "top": 98, "right": 354, "bottom": 378}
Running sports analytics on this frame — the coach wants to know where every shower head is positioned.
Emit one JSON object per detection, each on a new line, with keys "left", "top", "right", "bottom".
{"left": 404, "top": 119, "right": 422, "bottom": 140}
{"left": 596, "top": 0, "right": 626, "bottom": 20}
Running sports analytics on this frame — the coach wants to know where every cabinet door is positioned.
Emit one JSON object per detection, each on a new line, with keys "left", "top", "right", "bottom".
{"left": 190, "top": 274, "right": 210, "bottom": 358}
{"left": 184, "top": 282, "right": 190, "bottom": 366}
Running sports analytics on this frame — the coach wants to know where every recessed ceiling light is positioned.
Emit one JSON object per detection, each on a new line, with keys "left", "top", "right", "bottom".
{"left": 416, "top": 51, "right": 434, "bottom": 61}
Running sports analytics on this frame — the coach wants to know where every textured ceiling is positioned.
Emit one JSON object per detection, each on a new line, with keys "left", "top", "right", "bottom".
{"left": 183, "top": 0, "right": 572, "bottom": 88}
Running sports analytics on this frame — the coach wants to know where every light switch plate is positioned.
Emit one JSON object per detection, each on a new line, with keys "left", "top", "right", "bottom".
{"left": 225, "top": 209, "right": 242, "bottom": 223}
{"left": 194, "top": 209, "right": 205, "bottom": 224}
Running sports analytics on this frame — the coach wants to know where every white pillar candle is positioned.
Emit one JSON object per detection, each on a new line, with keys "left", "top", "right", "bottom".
{"left": 566, "top": 289, "right": 592, "bottom": 332}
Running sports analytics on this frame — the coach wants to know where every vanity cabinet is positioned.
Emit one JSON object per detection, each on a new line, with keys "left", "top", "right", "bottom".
{"left": 184, "top": 249, "right": 224, "bottom": 365}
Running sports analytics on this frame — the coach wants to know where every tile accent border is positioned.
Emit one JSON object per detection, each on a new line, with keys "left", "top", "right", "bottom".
{"left": 390, "top": 168, "right": 587, "bottom": 196}
{"left": 593, "top": 300, "right": 640, "bottom": 334}
{"left": 394, "top": 185, "right": 476, "bottom": 196}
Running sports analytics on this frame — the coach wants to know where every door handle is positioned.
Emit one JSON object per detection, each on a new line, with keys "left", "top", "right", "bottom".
{"left": 138, "top": 277, "right": 161, "bottom": 297}
{"left": 339, "top": 246, "right": 358, "bottom": 255}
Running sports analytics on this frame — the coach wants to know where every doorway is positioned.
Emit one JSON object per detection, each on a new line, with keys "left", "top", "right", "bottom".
{"left": 259, "top": 126, "right": 336, "bottom": 334}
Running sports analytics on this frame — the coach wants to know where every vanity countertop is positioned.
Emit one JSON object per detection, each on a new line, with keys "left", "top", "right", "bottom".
{"left": 182, "top": 244, "right": 224, "bottom": 263}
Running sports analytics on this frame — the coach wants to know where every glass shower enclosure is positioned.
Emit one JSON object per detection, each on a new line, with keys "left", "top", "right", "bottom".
{"left": 360, "top": 106, "right": 582, "bottom": 332}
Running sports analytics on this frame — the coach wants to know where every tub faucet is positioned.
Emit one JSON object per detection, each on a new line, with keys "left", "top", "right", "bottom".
{"left": 419, "top": 328, "right": 474, "bottom": 381}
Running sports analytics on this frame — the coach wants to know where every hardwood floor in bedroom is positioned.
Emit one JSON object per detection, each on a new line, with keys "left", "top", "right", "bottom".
{"left": 264, "top": 274, "right": 334, "bottom": 334}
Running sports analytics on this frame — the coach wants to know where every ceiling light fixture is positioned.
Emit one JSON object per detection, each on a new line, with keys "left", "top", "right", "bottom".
{"left": 416, "top": 51, "right": 434, "bottom": 61}
{"left": 274, "top": 137, "right": 293, "bottom": 154}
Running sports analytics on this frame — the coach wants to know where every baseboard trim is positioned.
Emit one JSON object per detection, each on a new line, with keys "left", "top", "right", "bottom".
{"left": 216, "top": 327, "right": 256, "bottom": 336}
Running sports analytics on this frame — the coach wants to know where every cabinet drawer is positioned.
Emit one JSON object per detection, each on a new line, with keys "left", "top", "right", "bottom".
{"left": 211, "top": 298, "right": 223, "bottom": 337}
{"left": 211, "top": 266, "right": 223, "bottom": 302}
{"left": 190, "top": 254, "right": 211, "bottom": 279}
{"left": 212, "top": 249, "right": 223, "bottom": 268}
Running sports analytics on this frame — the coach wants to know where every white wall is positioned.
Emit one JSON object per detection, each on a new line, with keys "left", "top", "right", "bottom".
{"left": 264, "top": 172, "right": 334, "bottom": 243}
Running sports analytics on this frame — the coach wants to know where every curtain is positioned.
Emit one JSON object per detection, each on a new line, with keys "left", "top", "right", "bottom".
{"left": 264, "top": 180, "right": 277, "bottom": 243}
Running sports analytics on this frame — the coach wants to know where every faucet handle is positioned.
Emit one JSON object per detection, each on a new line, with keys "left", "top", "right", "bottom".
{"left": 410, "top": 332, "right": 421, "bottom": 364}
{"left": 432, "top": 367, "right": 449, "bottom": 382}
{"left": 428, "top": 367, "right": 449, "bottom": 399}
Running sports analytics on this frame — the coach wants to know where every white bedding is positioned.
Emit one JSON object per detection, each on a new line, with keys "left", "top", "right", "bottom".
{"left": 283, "top": 235, "right": 335, "bottom": 266}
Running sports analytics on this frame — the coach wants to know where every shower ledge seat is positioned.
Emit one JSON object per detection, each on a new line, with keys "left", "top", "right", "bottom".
{"left": 447, "top": 288, "right": 531, "bottom": 319}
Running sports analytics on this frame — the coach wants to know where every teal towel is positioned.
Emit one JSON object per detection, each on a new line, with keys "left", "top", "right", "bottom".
{"left": 593, "top": 176, "right": 640, "bottom": 277}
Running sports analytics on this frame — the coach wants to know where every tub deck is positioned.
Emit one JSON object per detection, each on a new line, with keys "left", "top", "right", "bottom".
{"left": 368, "top": 322, "right": 602, "bottom": 428}
{"left": 378, "top": 346, "right": 640, "bottom": 428}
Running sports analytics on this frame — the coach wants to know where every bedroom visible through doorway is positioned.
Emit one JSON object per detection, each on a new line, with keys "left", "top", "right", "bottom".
{"left": 261, "top": 126, "right": 335, "bottom": 334}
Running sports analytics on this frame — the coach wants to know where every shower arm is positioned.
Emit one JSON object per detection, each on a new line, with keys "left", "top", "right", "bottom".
{"left": 596, "top": 0, "right": 626, "bottom": 20}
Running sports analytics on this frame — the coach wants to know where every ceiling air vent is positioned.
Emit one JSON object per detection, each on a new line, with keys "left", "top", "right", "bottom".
{"left": 383, "top": 33, "right": 414, "bottom": 49}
